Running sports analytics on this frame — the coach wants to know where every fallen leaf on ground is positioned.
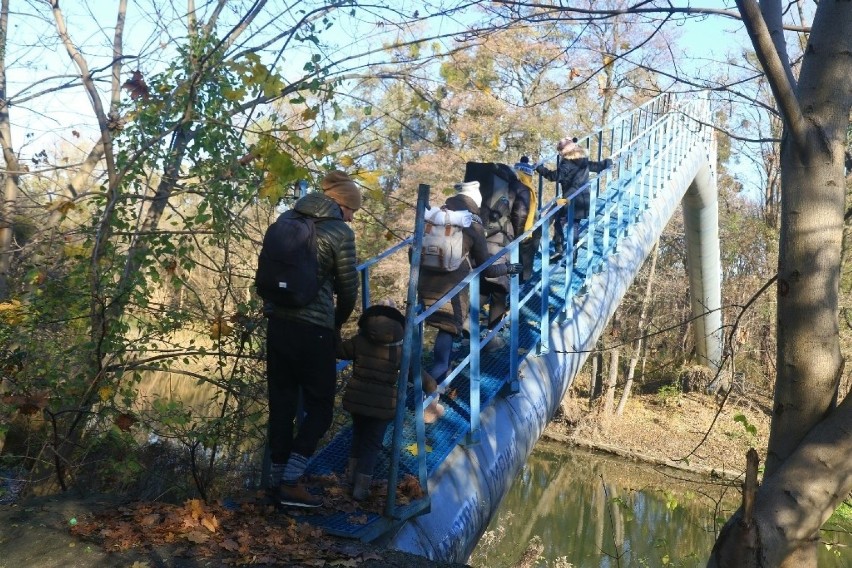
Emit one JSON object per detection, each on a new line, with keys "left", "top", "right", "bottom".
{"left": 405, "top": 442, "right": 432, "bottom": 456}
{"left": 201, "top": 514, "right": 219, "bottom": 533}
{"left": 185, "top": 531, "right": 210, "bottom": 544}
{"left": 220, "top": 539, "right": 239, "bottom": 551}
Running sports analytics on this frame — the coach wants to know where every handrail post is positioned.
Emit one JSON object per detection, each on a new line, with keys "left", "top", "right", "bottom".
{"left": 537, "top": 162, "right": 545, "bottom": 214}
{"left": 385, "top": 183, "right": 430, "bottom": 519}
{"left": 413, "top": 321, "right": 427, "bottom": 488}
{"left": 360, "top": 266, "right": 370, "bottom": 312}
{"left": 651, "top": 122, "right": 662, "bottom": 199}
{"left": 564, "top": 199, "right": 576, "bottom": 312}
{"left": 467, "top": 275, "right": 481, "bottom": 445}
{"left": 538, "top": 194, "right": 551, "bottom": 354}
{"left": 632, "top": 141, "right": 642, "bottom": 218}
{"left": 583, "top": 180, "right": 594, "bottom": 270}
{"left": 598, "top": 176, "right": 609, "bottom": 256}
{"left": 617, "top": 154, "right": 627, "bottom": 240}
{"left": 506, "top": 242, "right": 520, "bottom": 394}
{"left": 597, "top": 129, "right": 604, "bottom": 161}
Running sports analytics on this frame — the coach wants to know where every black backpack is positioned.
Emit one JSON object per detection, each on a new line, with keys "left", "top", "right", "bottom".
{"left": 255, "top": 210, "right": 321, "bottom": 307}
{"left": 464, "top": 162, "right": 515, "bottom": 240}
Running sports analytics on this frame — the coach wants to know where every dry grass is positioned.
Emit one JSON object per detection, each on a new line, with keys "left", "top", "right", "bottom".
{"left": 549, "top": 387, "right": 773, "bottom": 480}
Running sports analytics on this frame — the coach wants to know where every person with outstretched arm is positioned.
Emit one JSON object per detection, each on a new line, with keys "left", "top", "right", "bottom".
{"left": 536, "top": 137, "right": 612, "bottom": 260}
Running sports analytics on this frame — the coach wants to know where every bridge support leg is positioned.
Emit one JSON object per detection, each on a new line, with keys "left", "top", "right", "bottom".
{"left": 682, "top": 162, "right": 723, "bottom": 373}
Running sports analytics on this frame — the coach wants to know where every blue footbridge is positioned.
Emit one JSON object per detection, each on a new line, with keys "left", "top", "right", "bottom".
{"left": 299, "top": 92, "right": 722, "bottom": 563}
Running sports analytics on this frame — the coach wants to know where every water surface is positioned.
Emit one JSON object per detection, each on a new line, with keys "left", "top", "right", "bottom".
{"left": 470, "top": 442, "right": 851, "bottom": 567}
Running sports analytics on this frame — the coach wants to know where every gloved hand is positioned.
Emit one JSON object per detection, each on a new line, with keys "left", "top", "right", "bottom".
{"left": 506, "top": 263, "right": 524, "bottom": 276}
{"left": 603, "top": 158, "right": 613, "bottom": 169}
{"left": 535, "top": 164, "right": 547, "bottom": 175}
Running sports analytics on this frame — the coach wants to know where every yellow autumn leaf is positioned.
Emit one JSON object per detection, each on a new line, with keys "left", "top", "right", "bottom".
{"left": 0, "top": 299, "right": 22, "bottom": 311}
{"left": 603, "top": 54, "right": 614, "bottom": 67}
{"left": 201, "top": 514, "right": 219, "bottom": 533}
{"left": 49, "top": 200, "right": 76, "bottom": 216}
{"left": 354, "top": 169, "right": 380, "bottom": 187}
{"left": 338, "top": 155, "right": 354, "bottom": 167}
{"left": 63, "top": 243, "right": 88, "bottom": 259}
{"left": 405, "top": 442, "right": 432, "bottom": 456}
{"left": 258, "top": 174, "right": 285, "bottom": 204}
{"left": 0, "top": 300, "right": 24, "bottom": 324}
{"left": 209, "top": 318, "right": 233, "bottom": 340}
{"left": 98, "top": 386, "right": 114, "bottom": 402}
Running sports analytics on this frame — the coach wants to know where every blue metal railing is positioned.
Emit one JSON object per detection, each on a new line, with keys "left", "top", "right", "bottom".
{"left": 324, "top": 90, "right": 712, "bottom": 526}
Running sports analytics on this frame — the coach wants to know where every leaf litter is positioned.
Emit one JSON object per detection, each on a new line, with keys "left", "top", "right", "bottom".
{"left": 68, "top": 471, "right": 426, "bottom": 566}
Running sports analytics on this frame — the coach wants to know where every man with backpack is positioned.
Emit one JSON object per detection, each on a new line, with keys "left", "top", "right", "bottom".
{"left": 257, "top": 170, "right": 361, "bottom": 508}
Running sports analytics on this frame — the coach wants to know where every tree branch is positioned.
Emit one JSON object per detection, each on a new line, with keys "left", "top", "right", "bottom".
{"left": 491, "top": 0, "right": 811, "bottom": 32}
{"left": 734, "top": 0, "right": 808, "bottom": 153}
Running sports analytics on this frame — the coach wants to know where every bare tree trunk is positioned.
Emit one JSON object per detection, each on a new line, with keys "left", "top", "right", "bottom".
{"left": 0, "top": 0, "right": 20, "bottom": 299}
{"left": 607, "top": 482, "right": 624, "bottom": 555}
{"left": 709, "top": 1, "right": 852, "bottom": 565}
{"left": 589, "top": 340, "right": 604, "bottom": 406}
{"left": 25, "top": 0, "right": 130, "bottom": 492}
{"left": 589, "top": 348, "right": 598, "bottom": 405}
{"left": 617, "top": 242, "right": 658, "bottom": 415}
{"left": 602, "top": 346, "right": 619, "bottom": 416}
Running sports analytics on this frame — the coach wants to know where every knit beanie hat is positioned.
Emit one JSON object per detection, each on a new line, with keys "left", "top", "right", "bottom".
{"left": 557, "top": 137, "right": 580, "bottom": 157}
{"left": 321, "top": 170, "right": 362, "bottom": 211}
{"left": 453, "top": 180, "right": 482, "bottom": 208}
{"left": 514, "top": 155, "right": 534, "bottom": 176}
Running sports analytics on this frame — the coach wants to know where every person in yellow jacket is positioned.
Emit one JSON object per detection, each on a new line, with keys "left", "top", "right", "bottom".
{"left": 513, "top": 156, "right": 539, "bottom": 283}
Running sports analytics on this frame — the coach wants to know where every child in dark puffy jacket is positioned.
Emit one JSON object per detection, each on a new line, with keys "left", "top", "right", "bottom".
{"left": 536, "top": 137, "right": 612, "bottom": 258}
{"left": 336, "top": 300, "right": 441, "bottom": 501}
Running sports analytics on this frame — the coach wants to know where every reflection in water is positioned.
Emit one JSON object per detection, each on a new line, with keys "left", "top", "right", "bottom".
{"left": 470, "top": 442, "right": 852, "bottom": 567}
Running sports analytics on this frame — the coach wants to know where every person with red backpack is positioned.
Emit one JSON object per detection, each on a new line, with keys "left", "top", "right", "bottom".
{"left": 259, "top": 170, "right": 361, "bottom": 508}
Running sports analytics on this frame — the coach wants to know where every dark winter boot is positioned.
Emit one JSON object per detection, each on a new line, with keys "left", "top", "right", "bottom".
{"left": 352, "top": 473, "right": 372, "bottom": 501}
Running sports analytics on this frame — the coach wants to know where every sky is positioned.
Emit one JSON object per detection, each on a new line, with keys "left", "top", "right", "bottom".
{"left": 2, "top": 0, "right": 777, "bottom": 194}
